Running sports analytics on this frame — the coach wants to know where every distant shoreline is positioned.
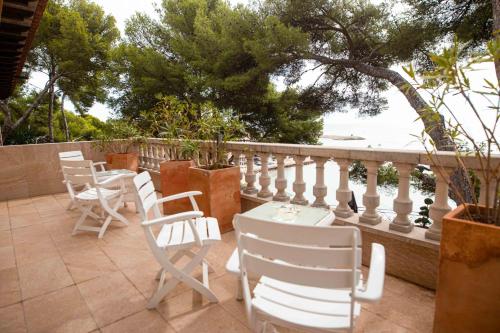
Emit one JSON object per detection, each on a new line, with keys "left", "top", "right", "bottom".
{"left": 321, "top": 134, "right": 365, "bottom": 141}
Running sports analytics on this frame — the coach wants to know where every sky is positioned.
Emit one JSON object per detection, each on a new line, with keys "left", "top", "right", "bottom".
{"left": 28, "top": 0, "right": 497, "bottom": 150}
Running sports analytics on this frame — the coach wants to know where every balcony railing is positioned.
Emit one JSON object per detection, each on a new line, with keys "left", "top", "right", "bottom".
{"left": 139, "top": 138, "right": 500, "bottom": 242}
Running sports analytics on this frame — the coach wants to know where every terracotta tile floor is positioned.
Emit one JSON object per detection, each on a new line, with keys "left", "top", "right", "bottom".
{"left": 0, "top": 193, "right": 436, "bottom": 333}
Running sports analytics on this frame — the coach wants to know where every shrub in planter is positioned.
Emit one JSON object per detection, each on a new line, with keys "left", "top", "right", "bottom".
{"left": 407, "top": 40, "right": 500, "bottom": 332}
{"left": 93, "top": 120, "right": 145, "bottom": 172}
{"left": 187, "top": 106, "right": 246, "bottom": 233}
{"left": 147, "top": 97, "right": 205, "bottom": 214}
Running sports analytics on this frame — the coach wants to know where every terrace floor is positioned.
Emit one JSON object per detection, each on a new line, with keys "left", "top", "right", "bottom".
{"left": 0, "top": 193, "right": 435, "bottom": 333}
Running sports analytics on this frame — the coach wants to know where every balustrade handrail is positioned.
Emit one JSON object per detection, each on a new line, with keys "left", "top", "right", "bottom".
{"left": 139, "top": 138, "right": 499, "bottom": 243}
{"left": 143, "top": 138, "right": 500, "bottom": 169}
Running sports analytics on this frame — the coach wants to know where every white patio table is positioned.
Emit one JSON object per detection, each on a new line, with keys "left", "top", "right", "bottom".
{"left": 97, "top": 169, "right": 139, "bottom": 209}
{"left": 225, "top": 201, "right": 334, "bottom": 300}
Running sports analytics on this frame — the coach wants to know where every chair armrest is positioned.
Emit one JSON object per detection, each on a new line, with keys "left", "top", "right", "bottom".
{"left": 93, "top": 161, "right": 107, "bottom": 172}
{"left": 354, "top": 243, "right": 385, "bottom": 303}
{"left": 96, "top": 174, "right": 126, "bottom": 187}
{"left": 141, "top": 211, "right": 204, "bottom": 227}
{"left": 157, "top": 191, "right": 202, "bottom": 210}
{"left": 157, "top": 191, "right": 202, "bottom": 203}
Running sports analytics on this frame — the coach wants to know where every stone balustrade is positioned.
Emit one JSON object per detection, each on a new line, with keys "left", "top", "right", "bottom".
{"left": 139, "top": 138, "right": 500, "bottom": 243}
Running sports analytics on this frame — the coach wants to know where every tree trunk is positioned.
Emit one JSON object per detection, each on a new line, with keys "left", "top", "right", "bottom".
{"left": 492, "top": 0, "right": 500, "bottom": 83}
{"left": 351, "top": 62, "right": 474, "bottom": 203}
{"left": 60, "top": 93, "right": 70, "bottom": 142}
{"left": 47, "top": 73, "right": 55, "bottom": 143}
{"left": 0, "top": 74, "right": 61, "bottom": 143}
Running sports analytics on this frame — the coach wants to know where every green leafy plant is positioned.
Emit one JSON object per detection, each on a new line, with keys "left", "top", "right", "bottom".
{"left": 147, "top": 96, "right": 202, "bottom": 160}
{"left": 197, "top": 105, "right": 246, "bottom": 170}
{"left": 144, "top": 96, "right": 245, "bottom": 167}
{"left": 414, "top": 198, "right": 434, "bottom": 229}
{"left": 93, "top": 120, "right": 145, "bottom": 154}
{"left": 405, "top": 39, "right": 500, "bottom": 225}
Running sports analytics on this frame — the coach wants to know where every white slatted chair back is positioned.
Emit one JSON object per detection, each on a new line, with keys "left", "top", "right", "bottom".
{"left": 59, "top": 150, "right": 85, "bottom": 161}
{"left": 234, "top": 214, "right": 362, "bottom": 331}
{"left": 60, "top": 160, "right": 97, "bottom": 198}
{"left": 132, "top": 171, "right": 162, "bottom": 221}
{"left": 235, "top": 214, "right": 361, "bottom": 287}
{"left": 60, "top": 159, "right": 129, "bottom": 238}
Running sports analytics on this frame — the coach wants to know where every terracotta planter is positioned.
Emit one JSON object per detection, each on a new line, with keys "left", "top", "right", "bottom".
{"left": 105, "top": 153, "right": 139, "bottom": 172}
{"left": 160, "top": 160, "right": 195, "bottom": 215}
{"left": 188, "top": 165, "right": 241, "bottom": 233}
{"left": 434, "top": 204, "right": 500, "bottom": 333}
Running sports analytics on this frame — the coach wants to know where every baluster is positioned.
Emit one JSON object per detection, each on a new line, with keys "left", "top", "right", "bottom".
{"left": 167, "top": 146, "right": 173, "bottom": 161}
{"left": 273, "top": 154, "right": 290, "bottom": 202}
{"left": 159, "top": 145, "right": 166, "bottom": 162}
{"left": 290, "top": 155, "right": 308, "bottom": 205}
{"left": 311, "top": 157, "right": 328, "bottom": 207}
{"left": 477, "top": 172, "right": 496, "bottom": 206}
{"left": 426, "top": 167, "right": 452, "bottom": 241}
{"left": 359, "top": 161, "right": 382, "bottom": 225}
{"left": 155, "top": 145, "right": 161, "bottom": 169}
{"left": 235, "top": 151, "right": 246, "bottom": 186}
{"left": 138, "top": 145, "right": 145, "bottom": 168}
{"left": 145, "top": 144, "right": 151, "bottom": 169}
{"left": 149, "top": 145, "right": 156, "bottom": 170}
{"left": 257, "top": 152, "right": 272, "bottom": 198}
{"left": 152, "top": 145, "right": 159, "bottom": 170}
{"left": 244, "top": 152, "right": 258, "bottom": 194}
{"left": 202, "top": 149, "right": 210, "bottom": 166}
{"left": 390, "top": 163, "right": 415, "bottom": 233}
{"left": 193, "top": 149, "right": 200, "bottom": 166}
{"left": 334, "top": 158, "right": 354, "bottom": 218}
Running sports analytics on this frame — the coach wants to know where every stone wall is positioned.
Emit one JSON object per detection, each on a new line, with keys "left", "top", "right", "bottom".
{"left": 0, "top": 141, "right": 106, "bottom": 201}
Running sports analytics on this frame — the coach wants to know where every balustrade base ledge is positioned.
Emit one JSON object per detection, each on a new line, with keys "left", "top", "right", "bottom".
{"left": 243, "top": 188, "right": 259, "bottom": 195}
{"left": 291, "top": 198, "right": 309, "bottom": 206}
{"left": 425, "top": 229, "right": 442, "bottom": 241}
{"left": 359, "top": 215, "right": 382, "bottom": 226}
{"left": 389, "top": 222, "right": 414, "bottom": 234}
{"left": 257, "top": 191, "right": 273, "bottom": 198}
{"left": 334, "top": 213, "right": 439, "bottom": 250}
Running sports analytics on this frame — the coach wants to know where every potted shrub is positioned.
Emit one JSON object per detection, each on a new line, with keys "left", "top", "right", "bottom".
{"left": 94, "top": 120, "right": 145, "bottom": 172}
{"left": 407, "top": 41, "right": 500, "bottom": 333}
{"left": 187, "top": 105, "right": 246, "bottom": 233}
{"left": 146, "top": 96, "right": 202, "bottom": 214}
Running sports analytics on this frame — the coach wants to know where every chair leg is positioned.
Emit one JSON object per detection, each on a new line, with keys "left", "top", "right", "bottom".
{"left": 183, "top": 250, "right": 216, "bottom": 273}
{"left": 72, "top": 205, "right": 92, "bottom": 235}
{"left": 98, "top": 215, "right": 113, "bottom": 239}
{"left": 104, "top": 196, "right": 129, "bottom": 226}
{"left": 236, "top": 277, "right": 243, "bottom": 301}
{"left": 97, "top": 197, "right": 130, "bottom": 239}
{"left": 155, "top": 268, "right": 163, "bottom": 281}
{"left": 148, "top": 245, "right": 218, "bottom": 308}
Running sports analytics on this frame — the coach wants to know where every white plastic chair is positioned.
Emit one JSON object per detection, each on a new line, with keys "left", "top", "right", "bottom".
{"left": 132, "top": 171, "right": 220, "bottom": 309}
{"left": 59, "top": 150, "right": 107, "bottom": 171}
{"left": 234, "top": 214, "right": 385, "bottom": 333}
{"left": 59, "top": 150, "right": 107, "bottom": 210}
{"left": 60, "top": 159, "right": 131, "bottom": 238}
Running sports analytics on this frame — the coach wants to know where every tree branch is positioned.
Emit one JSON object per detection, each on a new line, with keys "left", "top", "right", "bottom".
{"left": 1, "top": 73, "right": 62, "bottom": 141}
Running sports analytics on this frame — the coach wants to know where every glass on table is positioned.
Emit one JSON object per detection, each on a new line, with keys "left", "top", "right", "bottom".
{"left": 273, "top": 203, "right": 300, "bottom": 222}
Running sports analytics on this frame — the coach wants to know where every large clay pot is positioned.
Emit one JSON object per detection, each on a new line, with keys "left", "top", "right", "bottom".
{"left": 433, "top": 204, "right": 500, "bottom": 333}
{"left": 188, "top": 165, "right": 241, "bottom": 233}
{"left": 105, "top": 153, "right": 139, "bottom": 172}
{"left": 160, "top": 160, "right": 195, "bottom": 215}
